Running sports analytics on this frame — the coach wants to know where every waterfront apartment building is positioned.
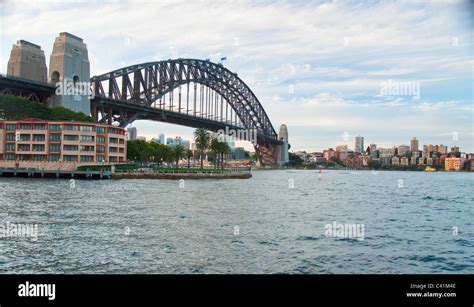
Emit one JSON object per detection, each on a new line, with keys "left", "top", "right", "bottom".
{"left": 0, "top": 119, "right": 127, "bottom": 165}
{"left": 445, "top": 157, "right": 464, "bottom": 171}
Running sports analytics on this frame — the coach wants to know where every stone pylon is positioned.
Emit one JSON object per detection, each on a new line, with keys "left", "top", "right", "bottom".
{"left": 7, "top": 40, "right": 47, "bottom": 83}
{"left": 49, "top": 32, "right": 91, "bottom": 115}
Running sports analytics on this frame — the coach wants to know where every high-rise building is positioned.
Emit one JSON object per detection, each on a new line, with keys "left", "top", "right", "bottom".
{"left": 159, "top": 133, "right": 165, "bottom": 144}
{"left": 127, "top": 127, "right": 137, "bottom": 140}
{"left": 410, "top": 137, "right": 419, "bottom": 152}
{"left": 166, "top": 137, "right": 174, "bottom": 145}
{"left": 354, "top": 136, "right": 364, "bottom": 153}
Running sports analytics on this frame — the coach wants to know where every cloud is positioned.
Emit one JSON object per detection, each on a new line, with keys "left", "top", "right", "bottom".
{"left": 0, "top": 0, "right": 472, "bottom": 152}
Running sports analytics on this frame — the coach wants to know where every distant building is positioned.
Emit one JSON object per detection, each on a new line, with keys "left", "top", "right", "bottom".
{"left": 378, "top": 147, "right": 395, "bottom": 158}
{"left": 166, "top": 137, "right": 174, "bottom": 145}
{"left": 127, "top": 127, "right": 137, "bottom": 140}
{"left": 410, "top": 137, "right": 419, "bottom": 152}
{"left": 380, "top": 156, "right": 392, "bottom": 166}
{"left": 354, "top": 136, "right": 364, "bottom": 153}
{"left": 323, "top": 148, "right": 335, "bottom": 161}
{"left": 137, "top": 136, "right": 146, "bottom": 141}
{"left": 392, "top": 156, "right": 400, "bottom": 165}
{"left": 158, "top": 133, "right": 165, "bottom": 144}
{"left": 181, "top": 140, "right": 191, "bottom": 150}
{"left": 400, "top": 157, "right": 410, "bottom": 166}
{"left": 369, "top": 144, "right": 378, "bottom": 158}
{"left": 397, "top": 145, "right": 410, "bottom": 156}
{"left": 336, "top": 145, "right": 348, "bottom": 152}
{"left": 232, "top": 147, "right": 246, "bottom": 160}
{"left": 445, "top": 157, "right": 464, "bottom": 171}
{"left": 450, "top": 146, "right": 460, "bottom": 156}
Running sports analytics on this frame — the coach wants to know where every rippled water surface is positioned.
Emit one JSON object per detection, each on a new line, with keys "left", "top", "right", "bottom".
{"left": 0, "top": 170, "right": 473, "bottom": 274}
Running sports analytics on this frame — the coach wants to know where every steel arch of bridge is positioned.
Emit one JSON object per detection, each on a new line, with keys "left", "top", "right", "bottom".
{"left": 90, "top": 59, "right": 282, "bottom": 165}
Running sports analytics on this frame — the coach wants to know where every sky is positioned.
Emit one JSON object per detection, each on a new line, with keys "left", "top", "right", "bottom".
{"left": 0, "top": 0, "right": 473, "bottom": 152}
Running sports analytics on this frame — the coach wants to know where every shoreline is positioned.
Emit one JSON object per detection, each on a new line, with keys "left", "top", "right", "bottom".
{"left": 112, "top": 172, "right": 252, "bottom": 179}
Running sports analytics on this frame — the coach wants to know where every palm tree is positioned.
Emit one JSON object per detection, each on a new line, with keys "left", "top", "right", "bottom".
{"left": 193, "top": 128, "right": 211, "bottom": 169}
{"left": 218, "top": 141, "right": 231, "bottom": 169}
{"left": 210, "top": 138, "right": 221, "bottom": 169}
{"left": 171, "top": 144, "right": 186, "bottom": 169}
{"left": 186, "top": 149, "right": 193, "bottom": 168}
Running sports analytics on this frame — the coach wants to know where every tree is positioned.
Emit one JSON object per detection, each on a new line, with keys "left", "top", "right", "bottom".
{"left": 218, "top": 141, "right": 230, "bottom": 169}
{"left": 171, "top": 144, "right": 186, "bottom": 168}
{"left": 209, "top": 138, "right": 221, "bottom": 169}
{"left": 193, "top": 128, "right": 211, "bottom": 169}
{"left": 186, "top": 149, "right": 193, "bottom": 168}
{"left": 210, "top": 137, "right": 231, "bottom": 169}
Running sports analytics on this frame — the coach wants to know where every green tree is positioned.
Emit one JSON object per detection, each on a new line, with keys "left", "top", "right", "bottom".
{"left": 209, "top": 138, "right": 221, "bottom": 169}
{"left": 193, "top": 128, "right": 211, "bottom": 169}
{"left": 171, "top": 144, "right": 186, "bottom": 168}
{"left": 186, "top": 149, "right": 193, "bottom": 168}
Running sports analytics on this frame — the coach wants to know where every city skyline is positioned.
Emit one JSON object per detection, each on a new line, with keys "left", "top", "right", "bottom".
{"left": 1, "top": 0, "right": 472, "bottom": 153}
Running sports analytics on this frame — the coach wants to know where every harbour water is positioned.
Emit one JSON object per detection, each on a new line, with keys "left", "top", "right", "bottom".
{"left": 0, "top": 170, "right": 472, "bottom": 274}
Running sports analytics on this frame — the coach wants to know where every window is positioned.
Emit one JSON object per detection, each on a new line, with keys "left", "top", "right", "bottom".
{"left": 48, "top": 154, "right": 60, "bottom": 161}
{"left": 49, "top": 144, "right": 61, "bottom": 152}
{"left": 51, "top": 71, "right": 60, "bottom": 83}
{"left": 96, "top": 127, "right": 106, "bottom": 134}
{"left": 80, "top": 155, "right": 93, "bottom": 162}
{"left": 96, "top": 136, "right": 105, "bottom": 144}
{"left": 80, "top": 135, "right": 94, "bottom": 142}
{"left": 20, "top": 134, "right": 30, "bottom": 141}
{"left": 109, "top": 157, "right": 118, "bottom": 162}
{"left": 63, "top": 155, "right": 77, "bottom": 162}
{"left": 19, "top": 154, "right": 30, "bottom": 161}
{"left": 49, "top": 124, "right": 61, "bottom": 131}
{"left": 50, "top": 134, "right": 61, "bottom": 142}
{"left": 63, "top": 145, "right": 78, "bottom": 151}
{"left": 5, "top": 144, "right": 15, "bottom": 151}
{"left": 18, "top": 144, "right": 30, "bottom": 151}
{"left": 33, "top": 155, "right": 45, "bottom": 161}
{"left": 64, "top": 125, "right": 78, "bottom": 131}
{"left": 96, "top": 146, "right": 105, "bottom": 153}
{"left": 80, "top": 145, "right": 94, "bottom": 152}
{"left": 32, "top": 144, "right": 45, "bottom": 152}
{"left": 19, "top": 124, "right": 31, "bottom": 130}
{"left": 6, "top": 124, "right": 16, "bottom": 131}
{"left": 5, "top": 154, "right": 16, "bottom": 160}
{"left": 80, "top": 125, "right": 93, "bottom": 132}
{"left": 109, "top": 137, "right": 118, "bottom": 143}
{"left": 109, "top": 147, "right": 118, "bottom": 153}
{"left": 33, "top": 134, "right": 45, "bottom": 141}
{"left": 96, "top": 156, "right": 105, "bottom": 162}
{"left": 35, "top": 124, "right": 46, "bottom": 130}
{"left": 6, "top": 134, "right": 15, "bottom": 141}
{"left": 64, "top": 135, "right": 79, "bottom": 141}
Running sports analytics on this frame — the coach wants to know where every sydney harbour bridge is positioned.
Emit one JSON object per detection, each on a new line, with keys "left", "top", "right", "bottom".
{"left": 0, "top": 33, "right": 289, "bottom": 167}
